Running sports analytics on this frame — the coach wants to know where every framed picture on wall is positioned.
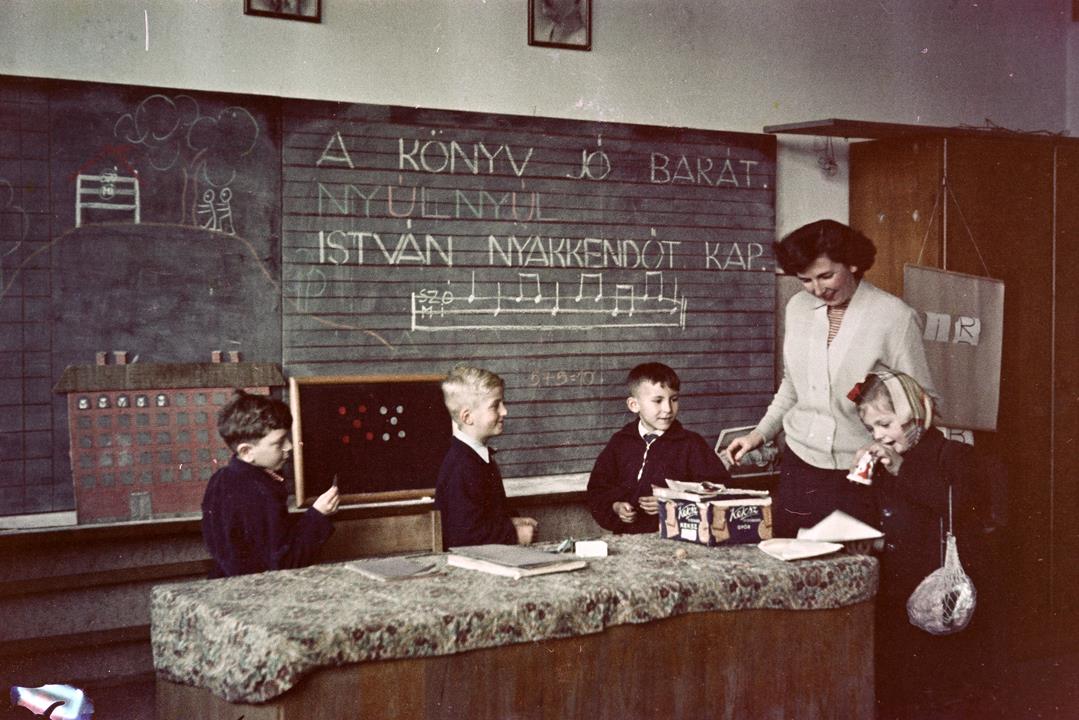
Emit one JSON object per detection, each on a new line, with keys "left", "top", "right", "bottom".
{"left": 529, "top": 0, "right": 591, "bottom": 51}
{"left": 244, "top": 0, "right": 321, "bottom": 23}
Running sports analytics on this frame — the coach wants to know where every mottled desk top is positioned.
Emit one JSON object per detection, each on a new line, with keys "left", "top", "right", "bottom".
{"left": 151, "top": 535, "right": 877, "bottom": 704}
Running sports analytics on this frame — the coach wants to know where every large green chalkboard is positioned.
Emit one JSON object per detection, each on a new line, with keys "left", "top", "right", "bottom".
{"left": 0, "top": 73, "right": 775, "bottom": 516}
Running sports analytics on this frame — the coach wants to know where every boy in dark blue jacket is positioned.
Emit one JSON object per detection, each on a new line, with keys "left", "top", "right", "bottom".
{"left": 587, "top": 363, "right": 730, "bottom": 533}
{"left": 434, "top": 365, "right": 537, "bottom": 548}
{"left": 201, "top": 390, "right": 339, "bottom": 578}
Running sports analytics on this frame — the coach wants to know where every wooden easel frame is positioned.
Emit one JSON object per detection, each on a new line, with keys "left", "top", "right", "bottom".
{"left": 289, "top": 374, "right": 447, "bottom": 507}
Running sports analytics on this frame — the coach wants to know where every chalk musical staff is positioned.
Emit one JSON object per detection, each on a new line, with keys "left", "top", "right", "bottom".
{"left": 411, "top": 270, "right": 687, "bottom": 331}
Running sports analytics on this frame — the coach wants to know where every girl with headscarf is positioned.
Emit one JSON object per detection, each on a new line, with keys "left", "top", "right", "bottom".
{"left": 849, "top": 369, "right": 1000, "bottom": 719}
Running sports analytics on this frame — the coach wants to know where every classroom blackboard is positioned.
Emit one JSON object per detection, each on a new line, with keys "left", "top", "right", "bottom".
{"left": 0, "top": 72, "right": 775, "bottom": 516}
{"left": 279, "top": 102, "right": 777, "bottom": 480}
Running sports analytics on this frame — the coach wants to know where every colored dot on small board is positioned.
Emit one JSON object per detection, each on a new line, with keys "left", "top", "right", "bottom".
{"left": 366, "top": 432, "right": 374, "bottom": 441}
{"left": 358, "top": 405, "right": 367, "bottom": 414}
{"left": 352, "top": 419, "right": 362, "bottom": 429}
{"left": 341, "top": 435, "right": 350, "bottom": 444}
{"left": 338, "top": 406, "right": 347, "bottom": 415}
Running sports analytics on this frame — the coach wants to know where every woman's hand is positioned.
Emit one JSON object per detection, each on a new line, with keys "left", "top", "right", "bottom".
{"left": 726, "top": 430, "right": 765, "bottom": 464}
{"left": 612, "top": 501, "right": 637, "bottom": 524}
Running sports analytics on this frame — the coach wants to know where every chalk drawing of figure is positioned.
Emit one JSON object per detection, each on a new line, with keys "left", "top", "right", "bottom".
{"left": 214, "top": 187, "right": 235, "bottom": 235}
{"left": 196, "top": 189, "right": 217, "bottom": 230}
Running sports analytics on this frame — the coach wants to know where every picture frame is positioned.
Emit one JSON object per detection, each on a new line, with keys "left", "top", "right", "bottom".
{"left": 714, "top": 425, "right": 781, "bottom": 479}
{"left": 529, "top": 0, "right": 591, "bottom": 51}
{"left": 244, "top": 0, "right": 321, "bottom": 23}
{"left": 288, "top": 374, "right": 451, "bottom": 507}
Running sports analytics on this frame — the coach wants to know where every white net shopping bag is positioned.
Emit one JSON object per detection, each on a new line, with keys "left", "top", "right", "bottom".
{"left": 906, "top": 487, "right": 977, "bottom": 635}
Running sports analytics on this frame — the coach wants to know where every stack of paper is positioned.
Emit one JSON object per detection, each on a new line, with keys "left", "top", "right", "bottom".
{"left": 446, "top": 544, "right": 587, "bottom": 579}
{"left": 796, "top": 510, "right": 884, "bottom": 543}
{"left": 758, "top": 538, "right": 843, "bottom": 561}
{"left": 345, "top": 557, "right": 440, "bottom": 582}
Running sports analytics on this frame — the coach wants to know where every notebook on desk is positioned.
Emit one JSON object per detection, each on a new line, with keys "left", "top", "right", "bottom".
{"left": 345, "top": 556, "right": 440, "bottom": 581}
{"left": 446, "top": 544, "right": 587, "bottom": 579}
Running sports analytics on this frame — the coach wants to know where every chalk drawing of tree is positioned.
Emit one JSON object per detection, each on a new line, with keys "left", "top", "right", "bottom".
{"left": 113, "top": 94, "right": 259, "bottom": 226}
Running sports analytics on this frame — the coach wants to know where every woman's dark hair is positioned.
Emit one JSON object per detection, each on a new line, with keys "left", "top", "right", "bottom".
{"left": 775, "top": 219, "right": 877, "bottom": 279}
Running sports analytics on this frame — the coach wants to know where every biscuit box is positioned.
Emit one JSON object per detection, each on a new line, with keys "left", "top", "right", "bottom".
{"left": 655, "top": 486, "right": 774, "bottom": 546}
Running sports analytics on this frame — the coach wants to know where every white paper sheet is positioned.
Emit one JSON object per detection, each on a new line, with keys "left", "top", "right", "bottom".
{"left": 758, "top": 538, "right": 843, "bottom": 561}
{"left": 796, "top": 510, "right": 884, "bottom": 542}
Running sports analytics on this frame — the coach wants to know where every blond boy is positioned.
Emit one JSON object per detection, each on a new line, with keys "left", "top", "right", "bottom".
{"left": 434, "top": 365, "right": 537, "bottom": 547}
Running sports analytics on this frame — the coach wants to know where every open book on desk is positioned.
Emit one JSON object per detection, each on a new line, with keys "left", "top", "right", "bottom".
{"left": 345, "top": 556, "right": 440, "bottom": 581}
{"left": 446, "top": 544, "right": 587, "bottom": 579}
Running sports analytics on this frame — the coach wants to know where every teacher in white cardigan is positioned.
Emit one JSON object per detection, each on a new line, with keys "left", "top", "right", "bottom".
{"left": 726, "top": 219, "right": 935, "bottom": 538}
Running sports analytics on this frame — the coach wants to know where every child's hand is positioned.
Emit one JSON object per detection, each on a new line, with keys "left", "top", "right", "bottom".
{"left": 313, "top": 485, "right": 340, "bottom": 515}
{"left": 613, "top": 501, "right": 637, "bottom": 524}
{"left": 637, "top": 495, "right": 659, "bottom": 515}
{"left": 862, "top": 442, "right": 903, "bottom": 476}
{"left": 512, "top": 516, "right": 538, "bottom": 545}
{"left": 726, "top": 431, "right": 764, "bottom": 464}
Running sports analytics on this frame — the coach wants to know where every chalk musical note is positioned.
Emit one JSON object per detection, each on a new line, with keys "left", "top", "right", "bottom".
{"left": 612, "top": 284, "right": 635, "bottom": 317}
{"left": 515, "top": 273, "right": 542, "bottom": 303}
{"left": 575, "top": 272, "right": 603, "bottom": 302}
{"left": 643, "top": 271, "right": 664, "bottom": 301}
{"left": 409, "top": 270, "right": 688, "bottom": 332}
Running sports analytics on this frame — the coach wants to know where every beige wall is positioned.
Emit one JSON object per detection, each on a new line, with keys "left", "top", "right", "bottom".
{"left": 0, "top": 0, "right": 1069, "bottom": 234}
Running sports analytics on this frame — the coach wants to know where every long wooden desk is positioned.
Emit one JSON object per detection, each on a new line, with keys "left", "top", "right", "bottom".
{"left": 153, "top": 535, "right": 878, "bottom": 719}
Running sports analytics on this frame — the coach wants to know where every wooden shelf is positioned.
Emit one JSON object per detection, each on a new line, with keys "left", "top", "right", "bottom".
{"left": 764, "top": 118, "right": 1077, "bottom": 144}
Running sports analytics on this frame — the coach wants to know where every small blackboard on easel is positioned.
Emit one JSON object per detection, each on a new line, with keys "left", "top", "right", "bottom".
{"left": 289, "top": 374, "right": 450, "bottom": 506}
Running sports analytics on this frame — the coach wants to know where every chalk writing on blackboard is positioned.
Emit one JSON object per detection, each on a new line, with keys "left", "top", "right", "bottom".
{"left": 410, "top": 269, "right": 687, "bottom": 331}
{"left": 649, "top": 151, "right": 760, "bottom": 187}
{"left": 282, "top": 104, "right": 777, "bottom": 483}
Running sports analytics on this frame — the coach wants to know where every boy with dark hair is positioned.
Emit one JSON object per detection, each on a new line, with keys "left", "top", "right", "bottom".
{"left": 201, "top": 390, "right": 339, "bottom": 578}
{"left": 586, "top": 362, "right": 730, "bottom": 533}
{"left": 434, "top": 365, "right": 537, "bottom": 548}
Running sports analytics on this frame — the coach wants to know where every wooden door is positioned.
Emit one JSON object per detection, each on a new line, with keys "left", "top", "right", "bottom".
{"left": 1049, "top": 145, "right": 1079, "bottom": 640}
{"left": 944, "top": 138, "right": 1056, "bottom": 659}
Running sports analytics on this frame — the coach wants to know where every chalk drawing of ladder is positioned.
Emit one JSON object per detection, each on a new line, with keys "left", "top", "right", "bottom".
{"left": 76, "top": 170, "right": 140, "bottom": 227}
